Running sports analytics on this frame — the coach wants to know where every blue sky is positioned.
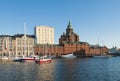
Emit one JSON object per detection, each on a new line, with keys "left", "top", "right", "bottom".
{"left": 0, "top": 0, "right": 120, "bottom": 48}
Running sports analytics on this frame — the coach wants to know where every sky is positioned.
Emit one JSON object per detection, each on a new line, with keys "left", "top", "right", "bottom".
{"left": 0, "top": 0, "right": 120, "bottom": 48}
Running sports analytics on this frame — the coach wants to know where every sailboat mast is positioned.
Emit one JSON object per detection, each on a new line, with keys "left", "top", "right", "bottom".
{"left": 24, "top": 22, "right": 27, "bottom": 56}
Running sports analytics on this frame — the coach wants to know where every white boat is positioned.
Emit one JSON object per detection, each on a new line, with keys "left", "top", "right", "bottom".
{"left": 12, "top": 56, "right": 24, "bottom": 62}
{"left": 61, "top": 53, "right": 76, "bottom": 58}
{"left": 1, "top": 56, "right": 9, "bottom": 60}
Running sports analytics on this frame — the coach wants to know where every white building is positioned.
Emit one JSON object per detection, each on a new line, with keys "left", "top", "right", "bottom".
{"left": 14, "top": 34, "right": 35, "bottom": 56}
{"left": 34, "top": 26, "right": 54, "bottom": 44}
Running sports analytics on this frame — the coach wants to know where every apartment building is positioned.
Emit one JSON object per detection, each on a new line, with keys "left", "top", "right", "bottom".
{"left": 0, "top": 35, "right": 14, "bottom": 57}
{"left": 34, "top": 26, "right": 54, "bottom": 44}
{"left": 0, "top": 34, "right": 35, "bottom": 57}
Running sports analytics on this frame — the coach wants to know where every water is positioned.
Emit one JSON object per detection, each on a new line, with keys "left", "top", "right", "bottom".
{"left": 0, "top": 57, "right": 120, "bottom": 81}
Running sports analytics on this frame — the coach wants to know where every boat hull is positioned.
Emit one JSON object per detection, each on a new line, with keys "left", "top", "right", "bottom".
{"left": 12, "top": 57, "right": 24, "bottom": 62}
{"left": 1, "top": 56, "right": 9, "bottom": 60}
{"left": 61, "top": 54, "right": 76, "bottom": 58}
{"left": 35, "top": 55, "right": 52, "bottom": 64}
{"left": 22, "top": 56, "right": 39, "bottom": 62}
{"left": 93, "top": 55, "right": 110, "bottom": 58}
{"left": 35, "top": 59, "right": 52, "bottom": 64}
{"left": 12, "top": 59, "right": 24, "bottom": 62}
{"left": 22, "top": 58, "right": 35, "bottom": 62}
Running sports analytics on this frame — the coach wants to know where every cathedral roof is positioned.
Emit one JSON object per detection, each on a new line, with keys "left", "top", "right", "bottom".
{"left": 67, "top": 21, "right": 73, "bottom": 29}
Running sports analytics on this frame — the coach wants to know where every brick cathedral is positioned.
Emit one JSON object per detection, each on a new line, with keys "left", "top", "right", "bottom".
{"left": 34, "top": 21, "right": 108, "bottom": 57}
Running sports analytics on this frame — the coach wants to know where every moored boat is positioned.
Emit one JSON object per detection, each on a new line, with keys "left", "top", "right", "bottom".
{"left": 22, "top": 55, "right": 39, "bottom": 62}
{"left": 35, "top": 55, "right": 52, "bottom": 64}
{"left": 61, "top": 53, "right": 76, "bottom": 59}
{"left": 93, "top": 54, "right": 111, "bottom": 58}
{"left": 12, "top": 56, "right": 24, "bottom": 62}
{"left": 1, "top": 56, "right": 9, "bottom": 60}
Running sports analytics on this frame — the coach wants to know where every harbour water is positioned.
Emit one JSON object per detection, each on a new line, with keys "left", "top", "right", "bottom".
{"left": 0, "top": 57, "right": 120, "bottom": 81}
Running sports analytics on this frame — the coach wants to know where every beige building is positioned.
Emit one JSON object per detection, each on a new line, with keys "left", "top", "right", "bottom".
{"left": 14, "top": 34, "right": 35, "bottom": 56}
{"left": 34, "top": 26, "right": 54, "bottom": 44}
{"left": 0, "top": 35, "right": 14, "bottom": 57}
{"left": 0, "top": 34, "right": 35, "bottom": 57}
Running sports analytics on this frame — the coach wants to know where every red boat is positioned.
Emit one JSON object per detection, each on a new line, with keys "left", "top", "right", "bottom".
{"left": 35, "top": 55, "right": 52, "bottom": 64}
{"left": 22, "top": 55, "right": 39, "bottom": 62}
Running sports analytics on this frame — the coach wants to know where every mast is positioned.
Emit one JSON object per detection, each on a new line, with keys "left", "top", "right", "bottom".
{"left": 24, "top": 22, "right": 27, "bottom": 56}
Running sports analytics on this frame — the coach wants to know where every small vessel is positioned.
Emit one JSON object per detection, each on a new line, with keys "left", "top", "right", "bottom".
{"left": 35, "top": 55, "right": 52, "bottom": 64}
{"left": 1, "top": 56, "right": 9, "bottom": 60}
{"left": 12, "top": 56, "right": 24, "bottom": 62}
{"left": 61, "top": 53, "right": 76, "bottom": 58}
{"left": 93, "top": 54, "right": 111, "bottom": 58}
{"left": 22, "top": 55, "right": 39, "bottom": 62}
{"left": 0, "top": 56, "right": 11, "bottom": 62}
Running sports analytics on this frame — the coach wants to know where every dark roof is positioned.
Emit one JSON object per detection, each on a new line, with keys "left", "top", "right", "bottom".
{"left": 14, "top": 34, "right": 35, "bottom": 38}
{"left": 0, "top": 35, "right": 12, "bottom": 37}
{"left": 0, "top": 34, "right": 35, "bottom": 38}
{"left": 67, "top": 21, "right": 72, "bottom": 29}
{"left": 35, "top": 44, "right": 63, "bottom": 48}
{"left": 63, "top": 41, "right": 90, "bottom": 45}
{"left": 90, "top": 45, "right": 108, "bottom": 49}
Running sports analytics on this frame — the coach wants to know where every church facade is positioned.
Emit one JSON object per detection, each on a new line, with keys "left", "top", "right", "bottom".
{"left": 34, "top": 21, "right": 108, "bottom": 57}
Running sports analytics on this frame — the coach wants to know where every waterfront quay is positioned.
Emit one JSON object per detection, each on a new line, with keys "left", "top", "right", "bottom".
{"left": 0, "top": 21, "right": 109, "bottom": 59}
{"left": 34, "top": 21, "right": 108, "bottom": 57}
{"left": 0, "top": 56, "right": 120, "bottom": 81}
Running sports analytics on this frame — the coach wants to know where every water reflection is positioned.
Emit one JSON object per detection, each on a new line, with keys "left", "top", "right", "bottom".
{"left": 54, "top": 59, "right": 77, "bottom": 81}
{"left": 0, "top": 57, "right": 120, "bottom": 81}
{"left": 54, "top": 58, "right": 120, "bottom": 81}
{"left": 0, "top": 61, "right": 56, "bottom": 81}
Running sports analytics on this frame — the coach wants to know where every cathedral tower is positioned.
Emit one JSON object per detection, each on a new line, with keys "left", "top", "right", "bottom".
{"left": 59, "top": 21, "right": 79, "bottom": 45}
